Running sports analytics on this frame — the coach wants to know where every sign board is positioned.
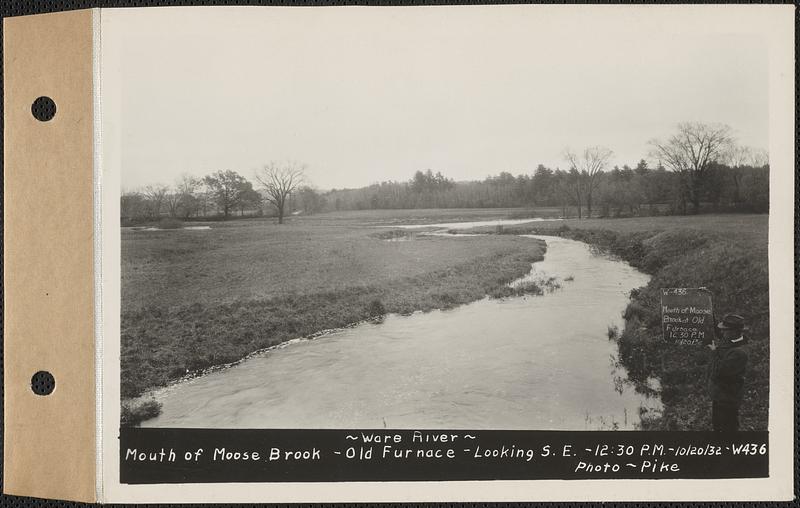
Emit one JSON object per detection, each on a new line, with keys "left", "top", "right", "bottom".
{"left": 660, "top": 288, "right": 715, "bottom": 346}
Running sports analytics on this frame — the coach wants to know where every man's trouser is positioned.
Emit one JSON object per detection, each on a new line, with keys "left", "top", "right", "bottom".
{"left": 712, "top": 401, "right": 739, "bottom": 431}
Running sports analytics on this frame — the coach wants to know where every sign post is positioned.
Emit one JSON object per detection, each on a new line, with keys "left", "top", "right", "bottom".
{"left": 660, "top": 288, "right": 715, "bottom": 346}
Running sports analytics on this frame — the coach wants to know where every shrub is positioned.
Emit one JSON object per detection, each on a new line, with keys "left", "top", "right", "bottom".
{"left": 489, "top": 280, "right": 546, "bottom": 299}
{"left": 121, "top": 398, "right": 162, "bottom": 427}
{"left": 159, "top": 217, "right": 184, "bottom": 229}
{"left": 370, "top": 229, "right": 411, "bottom": 240}
{"left": 488, "top": 285, "right": 515, "bottom": 299}
{"left": 366, "top": 299, "right": 386, "bottom": 317}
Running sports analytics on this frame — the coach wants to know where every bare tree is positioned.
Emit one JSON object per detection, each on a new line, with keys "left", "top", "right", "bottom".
{"left": 750, "top": 148, "right": 769, "bottom": 168}
{"left": 143, "top": 184, "right": 169, "bottom": 219}
{"left": 725, "top": 144, "right": 753, "bottom": 168}
{"left": 563, "top": 146, "right": 613, "bottom": 218}
{"left": 722, "top": 144, "right": 769, "bottom": 206}
{"left": 165, "top": 187, "right": 181, "bottom": 218}
{"left": 255, "top": 161, "right": 306, "bottom": 224}
{"left": 175, "top": 175, "right": 202, "bottom": 219}
{"left": 649, "top": 122, "right": 733, "bottom": 214}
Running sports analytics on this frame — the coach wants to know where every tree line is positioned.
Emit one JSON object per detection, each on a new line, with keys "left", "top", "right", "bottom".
{"left": 121, "top": 123, "right": 769, "bottom": 224}
{"left": 325, "top": 123, "right": 768, "bottom": 217}
{"left": 325, "top": 162, "right": 767, "bottom": 217}
{"left": 121, "top": 162, "right": 317, "bottom": 225}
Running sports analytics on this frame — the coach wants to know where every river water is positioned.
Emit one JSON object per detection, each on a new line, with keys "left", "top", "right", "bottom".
{"left": 142, "top": 234, "right": 660, "bottom": 430}
{"left": 388, "top": 218, "right": 557, "bottom": 230}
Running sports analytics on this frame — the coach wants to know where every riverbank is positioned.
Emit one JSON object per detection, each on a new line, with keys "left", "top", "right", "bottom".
{"left": 122, "top": 219, "right": 546, "bottom": 424}
{"left": 483, "top": 215, "right": 769, "bottom": 430}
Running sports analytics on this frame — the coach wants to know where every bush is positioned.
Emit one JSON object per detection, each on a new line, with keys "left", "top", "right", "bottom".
{"left": 370, "top": 229, "right": 411, "bottom": 240}
{"left": 159, "top": 217, "right": 184, "bottom": 229}
{"left": 366, "top": 299, "right": 386, "bottom": 317}
{"left": 489, "top": 280, "right": 548, "bottom": 299}
{"left": 121, "top": 399, "right": 162, "bottom": 427}
{"left": 488, "top": 285, "right": 515, "bottom": 299}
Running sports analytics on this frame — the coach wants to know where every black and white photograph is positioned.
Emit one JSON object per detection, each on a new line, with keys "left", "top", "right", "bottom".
{"left": 96, "top": 4, "right": 794, "bottom": 500}
{"left": 114, "top": 6, "right": 771, "bottom": 432}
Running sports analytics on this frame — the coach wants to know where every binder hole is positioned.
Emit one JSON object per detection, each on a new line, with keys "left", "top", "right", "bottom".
{"left": 31, "top": 371, "right": 55, "bottom": 396}
{"left": 31, "top": 96, "right": 56, "bottom": 122}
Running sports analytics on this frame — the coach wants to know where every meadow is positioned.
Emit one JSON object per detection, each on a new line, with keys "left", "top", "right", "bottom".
{"left": 122, "top": 210, "right": 769, "bottom": 430}
{"left": 121, "top": 213, "right": 547, "bottom": 407}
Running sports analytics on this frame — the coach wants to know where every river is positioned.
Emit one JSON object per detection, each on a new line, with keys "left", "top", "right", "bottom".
{"left": 142, "top": 233, "right": 661, "bottom": 430}
{"left": 387, "top": 218, "right": 558, "bottom": 230}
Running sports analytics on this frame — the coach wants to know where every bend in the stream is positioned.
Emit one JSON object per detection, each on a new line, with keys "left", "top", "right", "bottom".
{"left": 141, "top": 230, "right": 661, "bottom": 429}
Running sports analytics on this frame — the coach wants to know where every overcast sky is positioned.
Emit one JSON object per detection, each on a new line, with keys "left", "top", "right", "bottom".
{"left": 104, "top": 6, "right": 769, "bottom": 191}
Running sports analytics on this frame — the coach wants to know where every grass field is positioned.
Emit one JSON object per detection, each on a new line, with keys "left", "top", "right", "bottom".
{"left": 122, "top": 214, "right": 546, "bottom": 407}
{"left": 481, "top": 213, "right": 769, "bottom": 430}
{"left": 123, "top": 217, "right": 547, "bottom": 311}
{"left": 122, "top": 210, "right": 769, "bottom": 430}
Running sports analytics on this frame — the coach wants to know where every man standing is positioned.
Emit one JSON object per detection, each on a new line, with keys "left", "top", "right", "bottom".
{"left": 707, "top": 314, "right": 748, "bottom": 431}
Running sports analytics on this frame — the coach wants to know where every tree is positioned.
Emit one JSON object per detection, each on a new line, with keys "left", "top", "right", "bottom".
{"left": 196, "top": 189, "right": 213, "bottom": 218}
{"left": 410, "top": 169, "right": 454, "bottom": 200}
{"left": 750, "top": 148, "right": 769, "bottom": 168}
{"left": 725, "top": 144, "right": 753, "bottom": 168}
{"left": 143, "top": 184, "right": 169, "bottom": 219}
{"left": 165, "top": 189, "right": 181, "bottom": 218}
{"left": 297, "top": 186, "right": 325, "bottom": 215}
{"left": 640, "top": 166, "right": 673, "bottom": 213}
{"left": 740, "top": 166, "right": 769, "bottom": 212}
{"left": 255, "top": 161, "right": 305, "bottom": 224}
{"left": 649, "top": 122, "right": 733, "bottom": 214}
{"left": 238, "top": 182, "right": 262, "bottom": 216}
{"left": 120, "top": 191, "right": 148, "bottom": 223}
{"left": 552, "top": 169, "right": 574, "bottom": 218}
{"left": 722, "top": 145, "right": 751, "bottom": 206}
{"left": 724, "top": 145, "right": 770, "bottom": 206}
{"left": 203, "top": 170, "right": 249, "bottom": 219}
{"left": 598, "top": 165, "right": 644, "bottom": 217}
{"left": 565, "top": 167, "right": 584, "bottom": 218}
{"left": 175, "top": 175, "right": 202, "bottom": 219}
{"left": 563, "top": 146, "right": 613, "bottom": 218}
{"left": 531, "top": 165, "right": 555, "bottom": 206}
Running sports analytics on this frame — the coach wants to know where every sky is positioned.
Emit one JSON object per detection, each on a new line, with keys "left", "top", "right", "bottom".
{"left": 104, "top": 6, "right": 770, "bottom": 191}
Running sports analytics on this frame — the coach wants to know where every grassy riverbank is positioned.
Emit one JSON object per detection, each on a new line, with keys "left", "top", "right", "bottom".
{"left": 487, "top": 214, "right": 769, "bottom": 430}
{"left": 122, "top": 216, "right": 546, "bottom": 407}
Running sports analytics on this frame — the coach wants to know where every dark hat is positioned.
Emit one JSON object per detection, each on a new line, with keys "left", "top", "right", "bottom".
{"left": 718, "top": 313, "right": 746, "bottom": 330}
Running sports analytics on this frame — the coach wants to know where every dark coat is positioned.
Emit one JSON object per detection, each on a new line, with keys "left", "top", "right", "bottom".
{"left": 707, "top": 340, "right": 748, "bottom": 406}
